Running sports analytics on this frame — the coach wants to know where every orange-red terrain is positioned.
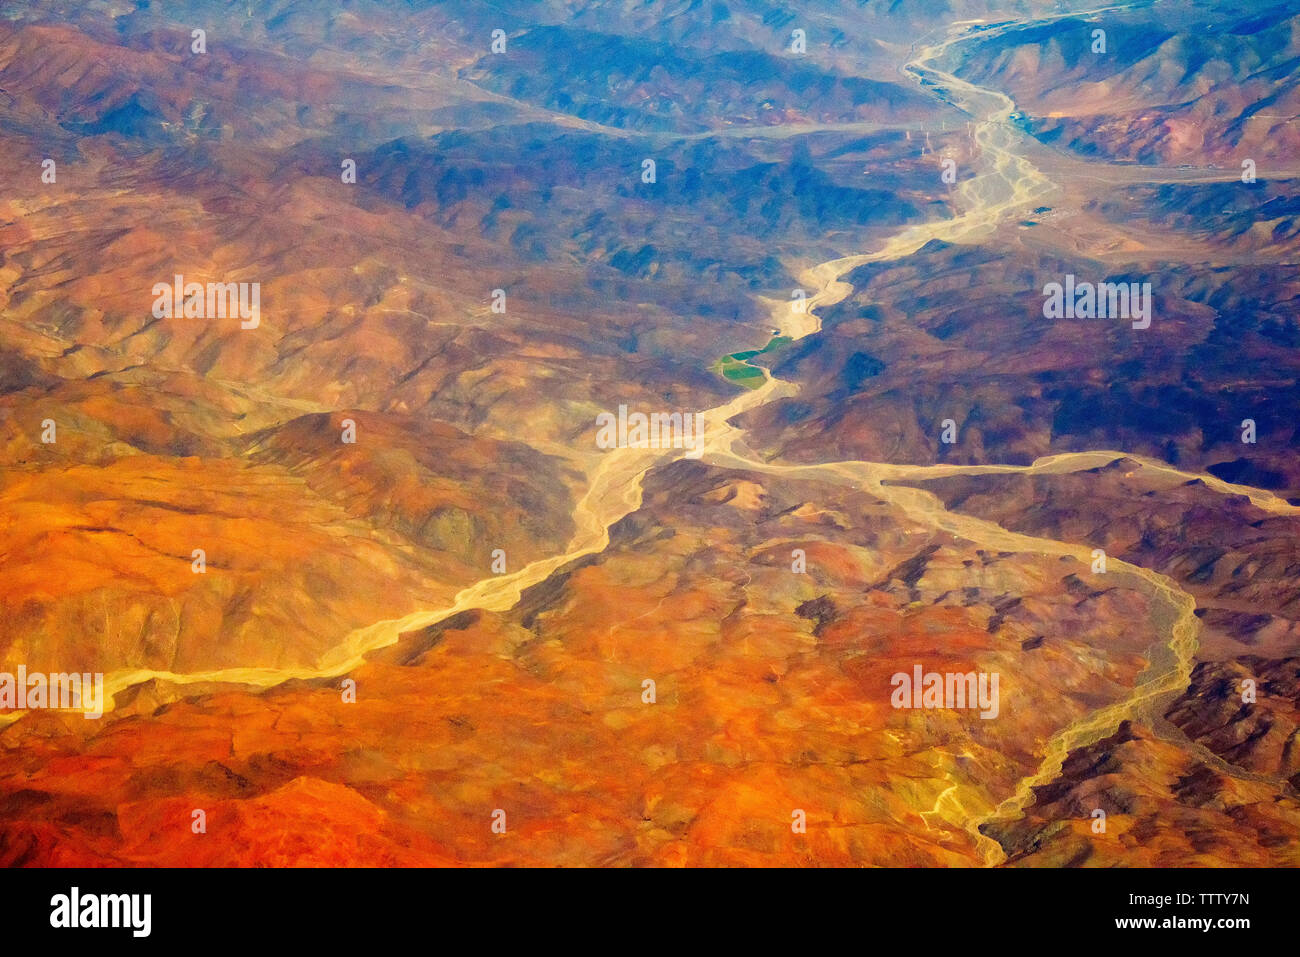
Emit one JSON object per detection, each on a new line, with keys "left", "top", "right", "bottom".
{"left": 0, "top": 0, "right": 1297, "bottom": 867}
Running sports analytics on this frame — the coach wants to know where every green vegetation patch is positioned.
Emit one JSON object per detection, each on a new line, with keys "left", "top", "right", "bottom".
{"left": 712, "top": 335, "right": 792, "bottom": 390}
{"left": 715, "top": 356, "right": 765, "bottom": 389}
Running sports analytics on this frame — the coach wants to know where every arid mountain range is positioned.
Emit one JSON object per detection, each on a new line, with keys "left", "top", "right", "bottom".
{"left": 0, "top": 0, "right": 1296, "bottom": 866}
